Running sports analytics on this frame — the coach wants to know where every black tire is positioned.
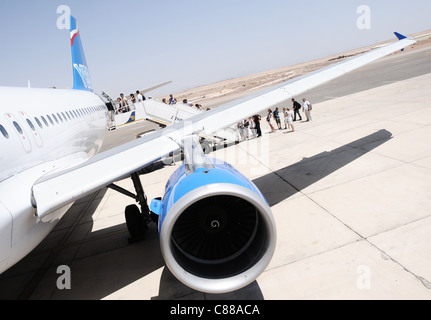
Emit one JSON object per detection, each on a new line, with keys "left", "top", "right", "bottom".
{"left": 125, "top": 205, "right": 147, "bottom": 239}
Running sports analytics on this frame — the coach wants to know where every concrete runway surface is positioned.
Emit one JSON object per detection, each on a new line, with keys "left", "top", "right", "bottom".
{"left": 0, "top": 46, "right": 430, "bottom": 300}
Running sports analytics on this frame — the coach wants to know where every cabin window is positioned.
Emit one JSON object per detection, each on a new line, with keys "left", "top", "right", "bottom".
{"left": 52, "top": 114, "right": 59, "bottom": 124}
{"left": 41, "top": 116, "right": 49, "bottom": 127}
{"left": 13, "top": 121, "right": 23, "bottom": 135}
{"left": 61, "top": 112, "right": 67, "bottom": 121}
{"left": 66, "top": 111, "right": 72, "bottom": 121}
{"left": 57, "top": 113, "right": 64, "bottom": 123}
{"left": 46, "top": 115, "right": 54, "bottom": 126}
{"left": 34, "top": 117, "right": 43, "bottom": 129}
{"left": 0, "top": 124, "right": 9, "bottom": 139}
{"left": 26, "top": 119, "right": 36, "bottom": 131}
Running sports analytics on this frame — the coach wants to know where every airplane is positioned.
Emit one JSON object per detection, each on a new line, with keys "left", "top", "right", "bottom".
{"left": 0, "top": 15, "right": 416, "bottom": 294}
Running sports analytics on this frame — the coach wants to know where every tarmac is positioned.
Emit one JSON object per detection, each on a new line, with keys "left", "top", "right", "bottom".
{"left": 0, "top": 46, "right": 430, "bottom": 300}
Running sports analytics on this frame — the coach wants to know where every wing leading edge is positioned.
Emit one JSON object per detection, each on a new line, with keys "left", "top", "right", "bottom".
{"left": 196, "top": 35, "right": 416, "bottom": 136}
{"left": 32, "top": 35, "right": 416, "bottom": 218}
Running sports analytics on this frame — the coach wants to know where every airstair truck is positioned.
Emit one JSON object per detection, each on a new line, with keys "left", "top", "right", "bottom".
{"left": 114, "top": 100, "right": 239, "bottom": 153}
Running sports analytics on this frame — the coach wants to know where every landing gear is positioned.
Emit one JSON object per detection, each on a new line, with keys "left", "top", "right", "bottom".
{"left": 200, "top": 139, "right": 212, "bottom": 155}
{"left": 108, "top": 171, "right": 157, "bottom": 243}
{"left": 125, "top": 204, "right": 147, "bottom": 242}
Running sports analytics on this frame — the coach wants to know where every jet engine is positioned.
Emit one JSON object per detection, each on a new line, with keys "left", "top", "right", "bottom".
{"left": 150, "top": 158, "right": 277, "bottom": 294}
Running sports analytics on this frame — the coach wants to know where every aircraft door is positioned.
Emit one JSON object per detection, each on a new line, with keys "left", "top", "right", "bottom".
{"left": 4, "top": 113, "right": 32, "bottom": 153}
{"left": 18, "top": 111, "right": 43, "bottom": 148}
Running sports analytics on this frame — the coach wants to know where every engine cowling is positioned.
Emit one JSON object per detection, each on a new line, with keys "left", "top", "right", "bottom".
{"left": 151, "top": 158, "right": 277, "bottom": 294}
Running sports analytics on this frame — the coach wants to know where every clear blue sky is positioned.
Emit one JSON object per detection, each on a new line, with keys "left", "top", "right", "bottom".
{"left": 0, "top": 0, "right": 430, "bottom": 99}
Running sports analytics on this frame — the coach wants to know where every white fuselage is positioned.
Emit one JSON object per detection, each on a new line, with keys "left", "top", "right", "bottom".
{"left": 0, "top": 86, "right": 107, "bottom": 273}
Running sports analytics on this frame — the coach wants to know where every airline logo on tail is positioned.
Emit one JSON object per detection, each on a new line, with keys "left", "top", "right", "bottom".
{"left": 70, "top": 29, "right": 80, "bottom": 47}
{"left": 73, "top": 63, "right": 93, "bottom": 90}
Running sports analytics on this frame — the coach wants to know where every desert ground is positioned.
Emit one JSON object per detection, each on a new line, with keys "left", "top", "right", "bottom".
{"left": 162, "top": 29, "right": 431, "bottom": 109}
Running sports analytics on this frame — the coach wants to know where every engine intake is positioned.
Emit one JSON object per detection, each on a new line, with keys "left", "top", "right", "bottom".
{"left": 155, "top": 161, "right": 276, "bottom": 294}
{"left": 172, "top": 195, "right": 264, "bottom": 277}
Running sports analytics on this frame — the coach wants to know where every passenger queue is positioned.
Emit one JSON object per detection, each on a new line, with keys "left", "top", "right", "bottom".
{"left": 114, "top": 90, "right": 314, "bottom": 141}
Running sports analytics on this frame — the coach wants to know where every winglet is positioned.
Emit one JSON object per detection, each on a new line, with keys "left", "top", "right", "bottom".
{"left": 394, "top": 32, "right": 408, "bottom": 40}
{"left": 70, "top": 16, "right": 94, "bottom": 92}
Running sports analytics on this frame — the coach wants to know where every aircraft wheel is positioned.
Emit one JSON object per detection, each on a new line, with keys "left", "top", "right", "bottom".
{"left": 125, "top": 204, "right": 148, "bottom": 240}
{"left": 200, "top": 140, "right": 211, "bottom": 154}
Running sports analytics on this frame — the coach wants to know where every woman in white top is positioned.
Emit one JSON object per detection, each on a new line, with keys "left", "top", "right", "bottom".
{"left": 286, "top": 107, "right": 295, "bottom": 132}
{"left": 283, "top": 108, "right": 288, "bottom": 129}
{"left": 266, "top": 109, "right": 276, "bottom": 133}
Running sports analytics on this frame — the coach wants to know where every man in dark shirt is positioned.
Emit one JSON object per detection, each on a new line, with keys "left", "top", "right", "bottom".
{"left": 253, "top": 114, "right": 262, "bottom": 137}
{"left": 292, "top": 98, "right": 303, "bottom": 121}
{"left": 274, "top": 107, "right": 282, "bottom": 130}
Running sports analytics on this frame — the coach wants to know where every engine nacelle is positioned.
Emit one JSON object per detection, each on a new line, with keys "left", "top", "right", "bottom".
{"left": 151, "top": 158, "right": 277, "bottom": 294}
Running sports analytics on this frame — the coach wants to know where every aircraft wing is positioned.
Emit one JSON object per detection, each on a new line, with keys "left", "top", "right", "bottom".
{"left": 195, "top": 35, "right": 416, "bottom": 136}
{"left": 32, "top": 35, "right": 416, "bottom": 218}
{"left": 140, "top": 81, "right": 173, "bottom": 94}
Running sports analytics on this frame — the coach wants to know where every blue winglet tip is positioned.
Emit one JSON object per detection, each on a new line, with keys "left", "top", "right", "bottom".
{"left": 394, "top": 32, "right": 407, "bottom": 40}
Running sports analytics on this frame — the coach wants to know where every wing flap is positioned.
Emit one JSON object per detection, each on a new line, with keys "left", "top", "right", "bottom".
{"left": 32, "top": 134, "right": 180, "bottom": 219}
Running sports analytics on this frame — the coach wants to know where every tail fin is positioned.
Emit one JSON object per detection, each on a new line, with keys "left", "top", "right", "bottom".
{"left": 70, "top": 16, "right": 94, "bottom": 92}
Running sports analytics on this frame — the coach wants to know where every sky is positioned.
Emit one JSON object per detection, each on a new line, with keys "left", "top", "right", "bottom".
{"left": 0, "top": 0, "right": 430, "bottom": 100}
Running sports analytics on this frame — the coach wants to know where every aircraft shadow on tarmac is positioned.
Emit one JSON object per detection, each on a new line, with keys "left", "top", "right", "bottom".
{"left": 0, "top": 129, "right": 392, "bottom": 300}
{"left": 253, "top": 129, "right": 393, "bottom": 207}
